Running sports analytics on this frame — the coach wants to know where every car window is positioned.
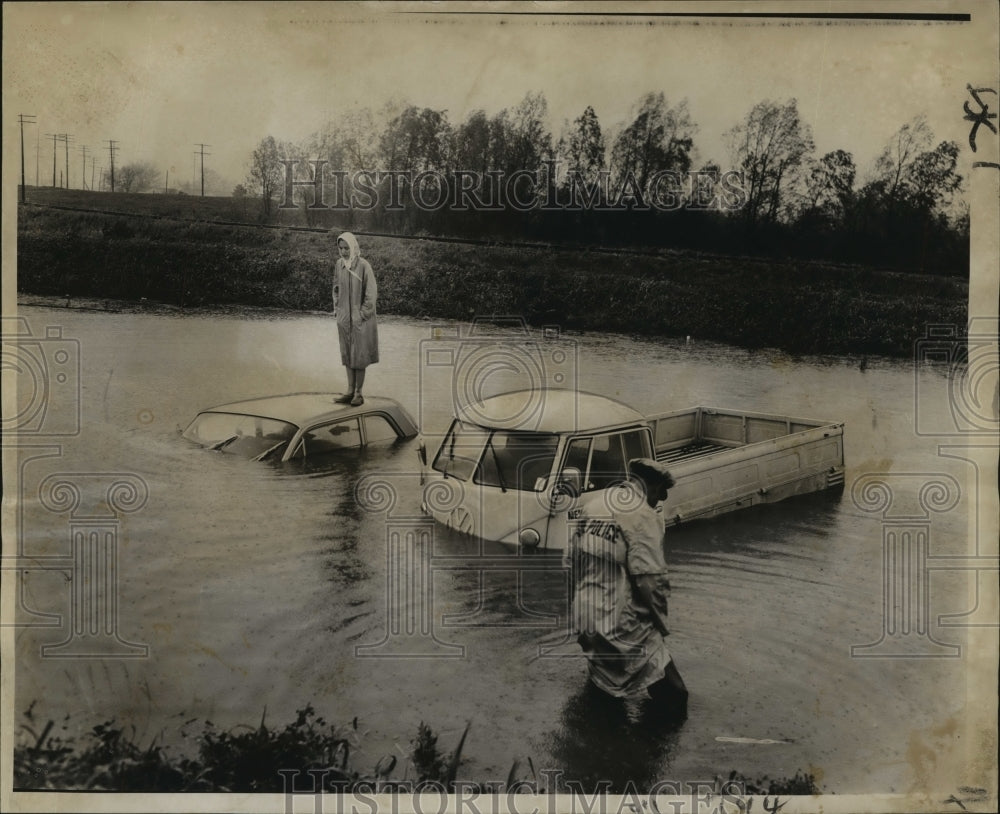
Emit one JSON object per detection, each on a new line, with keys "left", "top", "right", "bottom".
{"left": 563, "top": 438, "right": 591, "bottom": 470}
{"left": 364, "top": 414, "right": 401, "bottom": 445}
{"left": 585, "top": 432, "right": 629, "bottom": 491}
{"left": 622, "top": 429, "right": 649, "bottom": 461}
{"left": 298, "top": 419, "right": 363, "bottom": 456}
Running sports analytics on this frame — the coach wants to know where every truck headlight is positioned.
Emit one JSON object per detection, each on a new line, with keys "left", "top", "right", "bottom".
{"left": 519, "top": 528, "right": 541, "bottom": 548}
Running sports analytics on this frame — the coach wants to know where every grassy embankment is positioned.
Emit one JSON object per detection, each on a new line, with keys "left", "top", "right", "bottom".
{"left": 16, "top": 188, "right": 968, "bottom": 357}
{"left": 15, "top": 703, "right": 820, "bottom": 794}
{"left": 15, "top": 704, "right": 469, "bottom": 792}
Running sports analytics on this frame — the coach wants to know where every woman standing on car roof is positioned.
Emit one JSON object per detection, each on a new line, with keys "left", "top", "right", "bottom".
{"left": 332, "top": 231, "right": 379, "bottom": 406}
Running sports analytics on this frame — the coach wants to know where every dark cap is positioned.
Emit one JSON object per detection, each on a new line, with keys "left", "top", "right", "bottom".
{"left": 628, "top": 458, "right": 675, "bottom": 490}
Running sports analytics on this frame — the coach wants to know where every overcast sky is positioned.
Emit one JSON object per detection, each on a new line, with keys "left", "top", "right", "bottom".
{"left": 4, "top": 2, "right": 995, "bottom": 192}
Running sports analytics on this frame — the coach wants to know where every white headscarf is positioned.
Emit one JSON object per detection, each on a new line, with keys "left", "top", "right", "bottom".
{"left": 337, "top": 232, "right": 362, "bottom": 277}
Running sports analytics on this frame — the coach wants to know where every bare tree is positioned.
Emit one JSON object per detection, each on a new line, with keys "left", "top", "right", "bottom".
{"left": 558, "top": 106, "right": 606, "bottom": 183}
{"left": 117, "top": 160, "right": 159, "bottom": 193}
{"left": 451, "top": 110, "right": 492, "bottom": 175}
{"left": 863, "top": 117, "right": 961, "bottom": 215}
{"left": 611, "top": 92, "right": 696, "bottom": 201}
{"left": 805, "top": 150, "right": 856, "bottom": 218}
{"left": 379, "top": 105, "right": 451, "bottom": 172}
{"left": 507, "top": 91, "right": 553, "bottom": 176}
{"left": 869, "top": 116, "right": 932, "bottom": 205}
{"left": 725, "top": 98, "right": 814, "bottom": 225}
{"left": 246, "top": 135, "right": 283, "bottom": 217}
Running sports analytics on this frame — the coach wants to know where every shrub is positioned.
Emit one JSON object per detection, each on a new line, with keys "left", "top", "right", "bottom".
{"left": 14, "top": 704, "right": 465, "bottom": 793}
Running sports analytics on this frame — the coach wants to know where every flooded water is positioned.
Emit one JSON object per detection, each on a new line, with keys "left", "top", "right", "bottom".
{"left": 10, "top": 305, "right": 973, "bottom": 793}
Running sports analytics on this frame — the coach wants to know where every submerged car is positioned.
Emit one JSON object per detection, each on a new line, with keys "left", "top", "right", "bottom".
{"left": 182, "top": 393, "right": 419, "bottom": 462}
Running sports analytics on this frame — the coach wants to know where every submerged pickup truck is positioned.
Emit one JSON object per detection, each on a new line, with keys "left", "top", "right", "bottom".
{"left": 420, "top": 389, "right": 845, "bottom": 549}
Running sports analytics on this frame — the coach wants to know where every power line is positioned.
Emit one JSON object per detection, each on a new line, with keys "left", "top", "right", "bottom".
{"left": 18, "top": 114, "right": 36, "bottom": 202}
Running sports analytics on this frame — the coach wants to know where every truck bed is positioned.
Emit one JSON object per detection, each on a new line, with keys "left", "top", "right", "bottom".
{"left": 656, "top": 440, "right": 732, "bottom": 464}
{"left": 646, "top": 406, "right": 845, "bottom": 524}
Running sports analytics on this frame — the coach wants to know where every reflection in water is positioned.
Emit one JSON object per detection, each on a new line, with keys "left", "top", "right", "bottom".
{"left": 665, "top": 489, "right": 845, "bottom": 558}
{"left": 549, "top": 681, "right": 684, "bottom": 792}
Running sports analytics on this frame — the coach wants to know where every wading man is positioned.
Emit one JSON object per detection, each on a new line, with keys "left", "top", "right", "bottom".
{"left": 565, "top": 458, "right": 688, "bottom": 716}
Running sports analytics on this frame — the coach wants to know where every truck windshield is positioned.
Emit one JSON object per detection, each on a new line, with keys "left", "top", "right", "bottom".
{"left": 432, "top": 421, "right": 490, "bottom": 481}
{"left": 432, "top": 424, "right": 560, "bottom": 492}
{"left": 475, "top": 431, "right": 559, "bottom": 492}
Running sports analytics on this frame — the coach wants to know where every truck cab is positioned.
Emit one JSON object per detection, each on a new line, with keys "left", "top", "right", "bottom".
{"left": 420, "top": 390, "right": 654, "bottom": 549}
{"left": 421, "top": 387, "right": 846, "bottom": 549}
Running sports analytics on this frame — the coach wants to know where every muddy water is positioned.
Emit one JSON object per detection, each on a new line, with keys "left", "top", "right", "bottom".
{"left": 10, "top": 305, "right": 971, "bottom": 793}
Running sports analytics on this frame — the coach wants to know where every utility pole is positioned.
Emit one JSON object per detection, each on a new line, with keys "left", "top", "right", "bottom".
{"left": 79, "top": 145, "right": 89, "bottom": 189}
{"left": 45, "top": 133, "right": 58, "bottom": 187}
{"left": 63, "top": 134, "right": 73, "bottom": 188}
{"left": 18, "top": 114, "right": 36, "bottom": 203}
{"left": 164, "top": 168, "right": 169, "bottom": 193}
{"left": 108, "top": 140, "right": 118, "bottom": 192}
{"left": 44, "top": 134, "right": 72, "bottom": 188}
{"left": 195, "top": 143, "right": 211, "bottom": 197}
{"left": 35, "top": 126, "right": 40, "bottom": 187}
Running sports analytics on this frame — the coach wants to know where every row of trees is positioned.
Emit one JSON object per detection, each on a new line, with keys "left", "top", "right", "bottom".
{"left": 99, "top": 160, "right": 227, "bottom": 195}
{"left": 242, "top": 92, "right": 967, "bottom": 273}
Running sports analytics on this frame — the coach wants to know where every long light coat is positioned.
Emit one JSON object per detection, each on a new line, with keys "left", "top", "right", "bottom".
{"left": 333, "top": 257, "right": 379, "bottom": 369}
{"left": 565, "top": 485, "right": 673, "bottom": 697}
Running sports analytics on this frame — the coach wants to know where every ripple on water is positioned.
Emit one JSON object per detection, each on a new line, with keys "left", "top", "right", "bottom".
{"left": 11, "top": 307, "right": 970, "bottom": 793}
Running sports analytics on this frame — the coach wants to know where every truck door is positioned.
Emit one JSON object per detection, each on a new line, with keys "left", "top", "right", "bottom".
{"left": 543, "top": 428, "right": 653, "bottom": 550}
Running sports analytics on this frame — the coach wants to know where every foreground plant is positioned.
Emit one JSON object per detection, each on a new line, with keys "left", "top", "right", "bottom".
{"left": 14, "top": 703, "right": 466, "bottom": 792}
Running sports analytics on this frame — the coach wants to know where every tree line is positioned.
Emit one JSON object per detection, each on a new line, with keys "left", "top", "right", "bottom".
{"left": 88, "top": 160, "right": 227, "bottom": 195}
{"left": 242, "top": 92, "right": 967, "bottom": 274}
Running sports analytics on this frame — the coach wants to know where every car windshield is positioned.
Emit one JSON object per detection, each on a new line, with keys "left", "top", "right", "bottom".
{"left": 183, "top": 412, "right": 298, "bottom": 460}
{"left": 432, "top": 422, "right": 559, "bottom": 492}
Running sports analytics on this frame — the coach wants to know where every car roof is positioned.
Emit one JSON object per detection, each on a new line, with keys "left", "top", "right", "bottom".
{"left": 198, "top": 393, "right": 418, "bottom": 435}
{"left": 456, "top": 389, "right": 647, "bottom": 434}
